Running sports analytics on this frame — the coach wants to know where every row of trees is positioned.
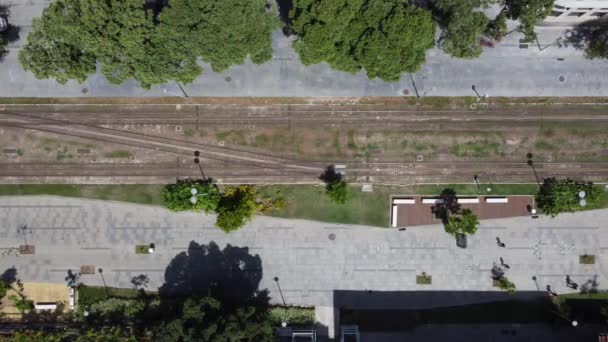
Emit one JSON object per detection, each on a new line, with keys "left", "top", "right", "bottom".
{"left": 19, "top": 0, "right": 278, "bottom": 88}
{"left": 163, "top": 179, "right": 284, "bottom": 233}
{"left": 19, "top": 0, "right": 557, "bottom": 87}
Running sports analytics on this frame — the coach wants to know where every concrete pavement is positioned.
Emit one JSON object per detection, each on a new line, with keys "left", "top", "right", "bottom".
{"left": 0, "top": 196, "right": 606, "bottom": 308}
{"left": 0, "top": 0, "right": 607, "bottom": 97}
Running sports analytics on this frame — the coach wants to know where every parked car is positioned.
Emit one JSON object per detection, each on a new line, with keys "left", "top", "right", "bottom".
{"left": 0, "top": 16, "right": 7, "bottom": 33}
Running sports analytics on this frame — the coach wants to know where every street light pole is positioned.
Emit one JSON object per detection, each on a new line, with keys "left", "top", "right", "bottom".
{"left": 98, "top": 268, "right": 109, "bottom": 297}
{"left": 473, "top": 175, "right": 481, "bottom": 193}
{"left": 274, "top": 276, "right": 288, "bottom": 327}
{"left": 551, "top": 310, "right": 578, "bottom": 327}
{"left": 526, "top": 153, "right": 541, "bottom": 188}
{"left": 193, "top": 151, "right": 206, "bottom": 181}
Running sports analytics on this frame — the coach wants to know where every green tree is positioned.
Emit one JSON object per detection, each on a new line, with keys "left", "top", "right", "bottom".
{"left": 8, "top": 295, "right": 34, "bottom": 313}
{"left": 502, "top": 0, "right": 554, "bottom": 41}
{"left": 215, "top": 185, "right": 258, "bottom": 233}
{"left": 536, "top": 178, "right": 600, "bottom": 217}
{"left": 18, "top": 1, "right": 97, "bottom": 84}
{"left": 585, "top": 26, "right": 608, "bottom": 60}
{"left": 290, "top": 0, "right": 435, "bottom": 81}
{"left": 435, "top": 0, "right": 496, "bottom": 59}
{"left": 154, "top": 296, "right": 273, "bottom": 341}
{"left": 160, "top": 0, "right": 278, "bottom": 72}
{"left": 445, "top": 208, "right": 479, "bottom": 235}
{"left": 162, "top": 179, "right": 221, "bottom": 213}
{"left": 319, "top": 166, "right": 348, "bottom": 204}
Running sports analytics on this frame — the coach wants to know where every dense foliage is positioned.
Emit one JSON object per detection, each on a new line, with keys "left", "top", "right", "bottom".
{"left": 19, "top": 0, "right": 277, "bottom": 87}
{"left": 502, "top": 0, "right": 554, "bottom": 41}
{"left": 586, "top": 26, "right": 608, "bottom": 60}
{"left": 290, "top": 0, "right": 436, "bottom": 81}
{"left": 445, "top": 208, "right": 479, "bottom": 235}
{"left": 536, "top": 178, "right": 601, "bottom": 217}
{"left": 162, "top": 179, "right": 221, "bottom": 213}
{"left": 215, "top": 185, "right": 258, "bottom": 233}
{"left": 319, "top": 166, "right": 348, "bottom": 204}
{"left": 160, "top": 0, "right": 279, "bottom": 72}
{"left": 435, "top": 0, "right": 494, "bottom": 59}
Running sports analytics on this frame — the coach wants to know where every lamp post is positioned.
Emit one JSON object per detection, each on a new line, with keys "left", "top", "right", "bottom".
{"left": 193, "top": 151, "right": 206, "bottom": 181}
{"left": 473, "top": 175, "right": 481, "bottom": 193}
{"left": 189, "top": 187, "right": 210, "bottom": 205}
{"left": 18, "top": 224, "right": 30, "bottom": 247}
{"left": 526, "top": 153, "right": 541, "bottom": 188}
{"left": 274, "top": 276, "right": 288, "bottom": 328}
{"left": 552, "top": 310, "right": 578, "bottom": 327}
{"left": 98, "top": 268, "right": 109, "bottom": 297}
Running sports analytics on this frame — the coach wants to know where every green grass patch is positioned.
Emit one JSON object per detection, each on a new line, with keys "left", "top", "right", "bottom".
{"left": 135, "top": 245, "right": 150, "bottom": 254}
{"left": 259, "top": 185, "right": 391, "bottom": 227}
{"left": 269, "top": 306, "right": 315, "bottom": 326}
{"left": 104, "top": 150, "right": 131, "bottom": 158}
{"left": 0, "top": 184, "right": 164, "bottom": 205}
{"left": 580, "top": 254, "right": 596, "bottom": 264}
{"left": 78, "top": 285, "right": 141, "bottom": 307}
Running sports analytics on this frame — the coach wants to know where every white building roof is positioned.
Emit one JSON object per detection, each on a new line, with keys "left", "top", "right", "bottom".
{"left": 555, "top": 0, "right": 608, "bottom": 8}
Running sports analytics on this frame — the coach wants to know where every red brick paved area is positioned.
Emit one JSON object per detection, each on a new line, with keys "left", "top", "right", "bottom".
{"left": 392, "top": 196, "right": 533, "bottom": 227}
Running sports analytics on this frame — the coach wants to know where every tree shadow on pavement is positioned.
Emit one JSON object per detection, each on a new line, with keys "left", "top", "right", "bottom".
{"left": 561, "top": 18, "right": 608, "bottom": 58}
{"left": 0, "top": 266, "right": 17, "bottom": 284}
{"left": 159, "top": 240, "right": 267, "bottom": 305}
{"left": 0, "top": 5, "right": 21, "bottom": 62}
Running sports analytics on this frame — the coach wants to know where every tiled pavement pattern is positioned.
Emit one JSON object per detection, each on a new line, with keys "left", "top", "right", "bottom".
{"left": 0, "top": 196, "right": 606, "bottom": 308}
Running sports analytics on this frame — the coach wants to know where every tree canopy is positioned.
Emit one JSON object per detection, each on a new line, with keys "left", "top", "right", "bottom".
{"left": 502, "top": 0, "right": 554, "bottom": 41}
{"left": 290, "top": 0, "right": 436, "bottom": 81}
{"left": 445, "top": 208, "right": 479, "bottom": 235}
{"left": 585, "top": 26, "right": 608, "bottom": 60}
{"left": 435, "top": 0, "right": 494, "bottom": 59}
{"left": 19, "top": 0, "right": 278, "bottom": 87}
{"left": 319, "top": 166, "right": 348, "bottom": 204}
{"left": 536, "top": 178, "right": 601, "bottom": 217}
{"left": 215, "top": 185, "right": 258, "bottom": 233}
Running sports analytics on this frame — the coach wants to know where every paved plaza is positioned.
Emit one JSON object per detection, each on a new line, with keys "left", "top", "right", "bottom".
{"left": 0, "top": 196, "right": 606, "bottom": 308}
{"left": 1, "top": 0, "right": 608, "bottom": 97}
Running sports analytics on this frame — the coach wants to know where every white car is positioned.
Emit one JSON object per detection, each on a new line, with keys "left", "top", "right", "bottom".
{"left": 0, "top": 17, "right": 7, "bottom": 33}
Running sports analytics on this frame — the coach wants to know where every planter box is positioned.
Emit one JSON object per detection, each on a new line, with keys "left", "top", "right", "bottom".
{"left": 135, "top": 245, "right": 150, "bottom": 254}
{"left": 19, "top": 245, "right": 35, "bottom": 255}
{"left": 416, "top": 275, "right": 432, "bottom": 285}
{"left": 580, "top": 255, "right": 595, "bottom": 264}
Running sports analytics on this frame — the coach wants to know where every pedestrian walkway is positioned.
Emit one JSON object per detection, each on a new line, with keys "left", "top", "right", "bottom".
{"left": 0, "top": 196, "right": 606, "bottom": 308}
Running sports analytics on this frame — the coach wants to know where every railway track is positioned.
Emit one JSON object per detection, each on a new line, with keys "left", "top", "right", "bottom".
{"left": 2, "top": 104, "right": 608, "bottom": 126}
{"left": 2, "top": 102, "right": 608, "bottom": 184}
{"left": 2, "top": 162, "right": 608, "bottom": 184}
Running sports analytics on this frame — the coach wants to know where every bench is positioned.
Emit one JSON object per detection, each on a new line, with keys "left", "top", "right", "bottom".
{"left": 393, "top": 198, "right": 415, "bottom": 204}
{"left": 422, "top": 198, "right": 445, "bottom": 204}
{"left": 391, "top": 205, "right": 398, "bottom": 228}
{"left": 458, "top": 198, "right": 480, "bottom": 204}
{"left": 486, "top": 197, "right": 509, "bottom": 203}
